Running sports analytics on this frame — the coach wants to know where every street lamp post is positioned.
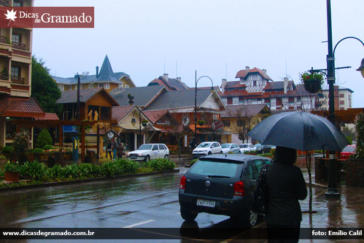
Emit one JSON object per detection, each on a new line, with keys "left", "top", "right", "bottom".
{"left": 325, "top": 0, "right": 364, "bottom": 198}
{"left": 194, "top": 70, "right": 214, "bottom": 146}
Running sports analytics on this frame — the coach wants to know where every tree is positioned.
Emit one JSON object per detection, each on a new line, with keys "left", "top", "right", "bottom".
{"left": 31, "top": 56, "right": 61, "bottom": 113}
{"left": 36, "top": 129, "right": 53, "bottom": 149}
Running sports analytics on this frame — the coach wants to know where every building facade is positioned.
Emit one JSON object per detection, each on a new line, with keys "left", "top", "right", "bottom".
{"left": 221, "top": 67, "right": 320, "bottom": 112}
{"left": 319, "top": 86, "right": 353, "bottom": 111}
{"left": 0, "top": 0, "right": 47, "bottom": 147}
{"left": 53, "top": 55, "right": 135, "bottom": 92}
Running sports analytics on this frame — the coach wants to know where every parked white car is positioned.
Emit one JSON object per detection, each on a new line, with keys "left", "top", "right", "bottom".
{"left": 221, "top": 143, "right": 241, "bottom": 154}
{"left": 192, "top": 141, "right": 222, "bottom": 158}
{"left": 239, "top": 143, "right": 255, "bottom": 153}
{"left": 128, "top": 143, "right": 169, "bottom": 161}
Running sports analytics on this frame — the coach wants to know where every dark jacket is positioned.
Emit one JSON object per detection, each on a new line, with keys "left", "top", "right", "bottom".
{"left": 265, "top": 162, "right": 307, "bottom": 226}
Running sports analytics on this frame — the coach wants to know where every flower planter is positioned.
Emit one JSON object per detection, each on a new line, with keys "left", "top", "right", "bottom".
{"left": 304, "top": 79, "right": 321, "bottom": 93}
{"left": 344, "top": 159, "right": 364, "bottom": 187}
{"left": 4, "top": 171, "right": 19, "bottom": 182}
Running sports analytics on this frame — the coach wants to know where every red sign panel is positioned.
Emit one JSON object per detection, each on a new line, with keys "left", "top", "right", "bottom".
{"left": 0, "top": 7, "right": 94, "bottom": 28}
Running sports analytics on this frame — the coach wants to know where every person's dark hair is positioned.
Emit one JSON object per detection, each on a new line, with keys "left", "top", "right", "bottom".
{"left": 273, "top": 146, "right": 297, "bottom": 165}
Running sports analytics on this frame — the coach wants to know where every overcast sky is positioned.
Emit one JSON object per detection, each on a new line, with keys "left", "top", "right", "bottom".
{"left": 33, "top": 0, "right": 364, "bottom": 107}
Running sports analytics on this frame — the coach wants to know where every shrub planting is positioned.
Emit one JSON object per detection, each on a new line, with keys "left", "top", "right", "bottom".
{"left": 36, "top": 129, "right": 53, "bottom": 149}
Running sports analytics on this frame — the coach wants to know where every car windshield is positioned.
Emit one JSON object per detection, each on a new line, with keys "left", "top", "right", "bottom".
{"left": 138, "top": 144, "right": 152, "bottom": 150}
{"left": 197, "top": 143, "right": 211, "bottom": 148}
{"left": 343, "top": 145, "right": 355, "bottom": 153}
{"left": 221, "top": 144, "right": 230, "bottom": 148}
{"left": 189, "top": 160, "right": 240, "bottom": 178}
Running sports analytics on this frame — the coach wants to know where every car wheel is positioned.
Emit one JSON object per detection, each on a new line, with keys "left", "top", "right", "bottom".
{"left": 145, "top": 155, "right": 150, "bottom": 162}
{"left": 180, "top": 206, "right": 198, "bottom": 222}
{"left": 164, "top": 155, "right": 169, "bottom": 159}
{"left": 208, "top": 151, "right": 212, "bottom": 155}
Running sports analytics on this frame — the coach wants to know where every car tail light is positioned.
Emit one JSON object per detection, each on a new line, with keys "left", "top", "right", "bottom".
{"left": 180, "top": 175, "right": 186, "bottom": 190}
{"left": 234, "top": 181, "right": 244, "bottom": 196}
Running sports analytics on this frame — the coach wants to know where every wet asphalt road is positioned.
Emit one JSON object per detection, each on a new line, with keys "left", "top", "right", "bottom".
{"left": 1, "top": 166, "right": 364, "bottom": 243}
{"left": 0, "top": 168, "right": 237, "bottom": 242}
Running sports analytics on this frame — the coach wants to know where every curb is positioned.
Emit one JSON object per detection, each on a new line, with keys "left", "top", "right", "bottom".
{"left": 0, "top": 168, "right": 180, "bottom": 192}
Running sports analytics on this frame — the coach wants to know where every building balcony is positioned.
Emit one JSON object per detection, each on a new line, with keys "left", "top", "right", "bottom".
{"left": 12, "top": 42, "right": 29, "bottom": 51}
{"left": 11, "top": 77, "right": 28, "bottom": 85}
{"left": 0, "top": 0, "right": 10, "bottom": 6}
{"left": 0, "top": 35, "right": 10, "bottom": 45}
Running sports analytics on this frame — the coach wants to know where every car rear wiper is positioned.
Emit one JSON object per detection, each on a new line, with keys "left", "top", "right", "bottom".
{"left": 207, "top": 175, "right": 230, "bottom": 178}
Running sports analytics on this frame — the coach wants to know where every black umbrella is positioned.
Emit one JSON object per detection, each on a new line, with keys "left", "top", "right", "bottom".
{"left": 248, "top": 111, "right": 347, "bottom": 151}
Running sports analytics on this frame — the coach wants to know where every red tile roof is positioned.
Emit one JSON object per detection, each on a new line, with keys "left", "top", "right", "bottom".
{"left": 235, "top": 67, "right": 272, "bottom": 81}
{"left": 35, "top": 113, "right": 59, "bottom": 120}
{"left": 143, "top": 109, "right": 168, "bottom": 124}
{"left": 0, "top": 96, "right": 44, "bottom": 118}
{"left": 112, "top": 106, "right": 134, "bottom": 122}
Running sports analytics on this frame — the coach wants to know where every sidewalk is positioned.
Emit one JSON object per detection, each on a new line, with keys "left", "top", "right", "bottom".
{"left": 299, "top": 170, "right": 364, "bottom": 242}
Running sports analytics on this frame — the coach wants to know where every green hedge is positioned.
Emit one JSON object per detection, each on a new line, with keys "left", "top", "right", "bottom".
{"left": 2, "top": 158, "right": 175, "bottom": 182}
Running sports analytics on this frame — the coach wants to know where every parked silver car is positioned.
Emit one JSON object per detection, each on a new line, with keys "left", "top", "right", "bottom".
{"left": 192, "top": 142, "right": 222, "bottom": 158}
{"left": 128, "top": 143, "right": 169, "bottom": 161}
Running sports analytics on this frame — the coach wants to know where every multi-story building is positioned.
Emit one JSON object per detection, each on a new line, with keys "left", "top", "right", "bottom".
{"left": 0, "top": 0, "right": 46, "bottom": 147}
{"left": 221, "top": 66, "right": 320, "bottom": 112}
{"left": 53, "top": 55, "right": 135, "bottom": 92}
{"left": 319, "top": 86, "right": 353, "bottom": 111}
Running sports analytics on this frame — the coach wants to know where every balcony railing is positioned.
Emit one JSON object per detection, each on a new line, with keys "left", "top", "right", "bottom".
{"left": 0, "top": 0, "right": 10, "bottom": 6}
{"left": 0, "top": 73, "right": 9, "bottom": 81}
{"left": 11, "top": 77, "right": 28, "bottom": 85}
{"left": 12, "top": 42, "right": 28, "bottom": 51}
{"left": 0, "top": 35, "right": 10, "bottom": 44}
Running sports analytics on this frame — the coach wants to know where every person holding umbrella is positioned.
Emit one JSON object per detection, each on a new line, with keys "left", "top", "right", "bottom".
{"left": 249, "top": 111, "right": 348, "bottom": 242}
{"left": 263, "top": 146, "right": 307, "bottom": 243}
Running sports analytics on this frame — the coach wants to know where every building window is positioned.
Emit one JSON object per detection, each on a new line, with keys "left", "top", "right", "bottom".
{"left": 13, "top": 0, "right": 23, "bottom": 6}
{"left": 104, "top": 83, "right": 110, "bottom": 89}
{"left": 340, "top": 93, "right": 344, "bottom": 98}
{"left": 12, "top": 33, "right": 21, "bottom": 44}
{"left": 253, "top": 81, "right": 257, "bottom": 87}
{"left": 288, "top": 97, "right": 294, "bottom": 103}
{"left": 227, "top": 97, "right": 232, "bottom": 105}
{"left": 223, "top": 120, "right": 230, "bottom": 127}
{"left": 237, "top": 120, "right": 245, "bottom": 127}
{"left": 98, "top": 83, "right": 104, "bottom": 88}
{"left": 340, "top": 100, "right": 345, "bottom": 105}
{"left": 11, "top": 66, "right": 20, "bottom": 80}
{"left": 296, "top": 97, "right": 301, "bottom": 102}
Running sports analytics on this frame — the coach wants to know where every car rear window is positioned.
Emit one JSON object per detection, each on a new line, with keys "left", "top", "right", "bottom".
{"left": 343, "top": 146, "right": 355, "bottom": 153}
{"left": 189, "top": 160, "right": 240, "bottom": 178}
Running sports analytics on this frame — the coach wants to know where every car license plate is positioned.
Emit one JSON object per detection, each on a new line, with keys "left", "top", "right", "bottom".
{"left": 196, "top": 199, "right": 215, "bottom": 208}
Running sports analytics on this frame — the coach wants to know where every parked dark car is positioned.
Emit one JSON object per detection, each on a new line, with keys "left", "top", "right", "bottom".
{"left": 179, "top": 154, "right": 271, "bottom": 226}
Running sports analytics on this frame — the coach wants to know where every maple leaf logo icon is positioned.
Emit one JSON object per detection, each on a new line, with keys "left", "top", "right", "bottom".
{"left": 5, "top": 9, "right": 17, "bottom": 22}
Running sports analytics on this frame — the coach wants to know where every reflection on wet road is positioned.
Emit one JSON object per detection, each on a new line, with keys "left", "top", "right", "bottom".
{"left": 0, "top": 167, "right": 363, "bottom": 243}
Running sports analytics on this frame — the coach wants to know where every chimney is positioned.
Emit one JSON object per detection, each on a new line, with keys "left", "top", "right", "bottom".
{"left": 245, "top": 66, "right": 250, "bottom": 70}
{"left": 96, "top": 66, "right": 99, "bottom": 78}
{"left": 221, "top": 78, "right": 227, "bottom": 92}
{"left": 284, "top": 77, "right": 288, "bottom": 94}
{"left": 163, "top": 73, "right": 168, "bottom": 81}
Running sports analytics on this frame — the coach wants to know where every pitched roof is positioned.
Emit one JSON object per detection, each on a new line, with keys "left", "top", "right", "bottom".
{"left": 143, "top": 109, "right": 169, "bottom": 123}
{"left": 221, "top": 104, "right": 268, "bottom": 118}
{"left": 235, "top": 67, "right": 272, "bottom": 81}
{"left": 0, "top": 97, "right": 44, "bottom": 118}
{"left": 56, "top": 88, "right": 119, "bottom": 105}
{"left": 110, "top": 86, "right": 165, "bottom": 107}
{"left": 112, "top": 106, "right": 134, "bottom": 122}
{"left": 145, "top": 89, "right": 215, "bottom": 111}
{"left": 53, "top": 55, "right": 132, "bottom": 85}
{"left": 148, "top": 76, "right": 189, "bottom": 91}
{"left": 35, "top": 113, "right": 59, "bottom": 120}
{"left": 264, "top": 81, "right": 296, "bottom": 91}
